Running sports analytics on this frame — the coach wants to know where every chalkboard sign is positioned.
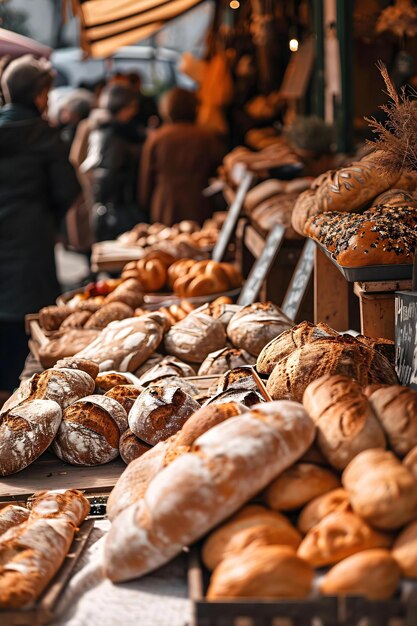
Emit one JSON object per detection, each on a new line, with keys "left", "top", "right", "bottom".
{"left": 212, "top": 171, "right": 254, "bottom": 263}
{"left": 395, "top": 290, "right": 417, "bottom": 389}
{"left": 281, "top": 239, "right": 316, "bottom": 321}
{"left": 237, "top": 224, "right": 286, "bottom": 306}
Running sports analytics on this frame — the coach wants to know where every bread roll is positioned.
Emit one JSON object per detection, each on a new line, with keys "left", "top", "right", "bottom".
{"left": 0, "top": 400, "right": 62, "bottom": 476}
{"left": 404, "top": 445, "right": 417, "bottom": 479}
{"left": 267, "top": 336, "right": 397, "bottom": 403}
{"left": 219, "top": 524, "right": 301, "bottom": 563}
{"left": 54, "top": 357, "right": 99, "bottom": 380}
{"left": 29, "top": 489, "right": 90, "bottom": 526}
{"left": 0, "top": 518, "right": 75, "bottom": 608}
{"left": 302, "top": 375, "right": 386, "bottom": 469}
{"left": 95, "top": 371, "right": 142, "bottom": 392}
{"left": 227, "top": 303, "right": 293, "bottom": 357}
{"left": 119, "top": 429, "right": 151, "bottom": 464}
{"left": 319, "top": 549, "right": 400, "bottom": 600}
{"left": 202, "top": 504, "right": 301, "bottom": 571}
{"left": 298, "top": 488, "right": 350, "bottom": 534}
{"left": 0, "top": 505, "right": 29, "bottom": 537}
{"left": 52, "top": 395, "right": 128, "bottom": 466}
{"left": 369, "top": 385, "right": 417, "bottom": 457}
{"left": 104, "top": 385, "right": 142, "bottom": 414}
{"left": 198, "top": 347, "right": 255, "bottom": 376}
{"left": 128, "top": 386, "right": 200, "bottom": 446}
{"left": 264, "top": 462, "right": 340, "bottom": 511}
{"left": 342, "top": 449, "right": 417, "bottom": 529}
{"left": 164, "top": 312, "right": 226, "bottom": 363}
{"left": 297, "top": 511, "right": 392, "bottom": 567}
{"left": 104, "top": 401, "right": 316, "bottom": 582}
{"left": 392, "top": 519, "right": 417, "bottom": 577}
{"left": 257, "top": 321, "right": 338, "bottom": 375}
{"left": 138, "top": 356, "right": 195, "bottom": 387}
{"left": 207, "top": 546, "right": 313, "bottom": 599}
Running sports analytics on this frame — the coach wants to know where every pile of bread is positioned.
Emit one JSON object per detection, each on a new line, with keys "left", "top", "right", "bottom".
{"left": 0, "top": 489, "right": 90, "bottom": 608}
{"left": 292, "top": 150, "right": 417, "bottom": 267}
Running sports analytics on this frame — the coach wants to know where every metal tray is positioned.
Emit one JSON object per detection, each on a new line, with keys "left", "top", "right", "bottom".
{"left": 317, "top": 242, "right": 413, "bottom": 282}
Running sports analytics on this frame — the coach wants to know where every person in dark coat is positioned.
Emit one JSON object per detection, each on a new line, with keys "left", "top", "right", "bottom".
{"left": 139, "top": 88, "right": 224, "bottom": 226}
{"left": 0, "top": 55, "right": 80, "bottom": 394}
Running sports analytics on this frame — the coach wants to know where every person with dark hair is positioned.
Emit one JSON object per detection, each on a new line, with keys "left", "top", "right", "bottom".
{"left": 140, "top": 87, "right": 224, "bottom": 226}
{"left": 80, "top": 83, "right": 146, "bottom": 241}
{"left": 0, "top": 55, "right": 80, "bottom": 395}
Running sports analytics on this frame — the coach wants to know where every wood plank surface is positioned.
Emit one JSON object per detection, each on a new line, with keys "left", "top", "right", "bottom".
{"left": 357, "top": 280, "right": 412, "bottom": 293}
{"left": 314, "top": 245, "right": 349, "bottom": 330}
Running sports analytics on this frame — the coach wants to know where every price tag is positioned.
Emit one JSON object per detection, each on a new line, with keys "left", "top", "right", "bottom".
{"left": 281, "top": 239, "right": 315, "bottom": 321}
{"left": 395, "top": 291, "right": 417, "bottom": 389}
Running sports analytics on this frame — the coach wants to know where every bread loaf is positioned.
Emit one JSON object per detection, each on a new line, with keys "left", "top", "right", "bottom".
{"left": 198, "top": 348, "right": 255, "bottom": 376}
{"left": 297, "top": 511, "right": 392, "bottom": 567}
{"left": 319, "top": 549, "right": 400, "bottom": 600}
{"left": 76, "top": 313, "right": 166, "bottom": 372}
{"left": 302, "top": 375, "right": 386, "bottom": 469}
{"left": 298, "top": 488, "right": 350, "bottom": 534}
{"left": 38, "top": 329, "right": 101, "bottom": 369}
{"left": 392, "top": 519, "right": 417, "bottom": 577}
{"left": 119, "top": 429, "right": 151, "bottom": 464}
{"left": 0, "top": 517, "right": 75, "bottom": 608}
{"left": 59, "top": 310, "right": 92, "bottom": 329}
{"left": 356, "top": 335, "right": 395, "bottom": 368}
{"left": 128, "top": 385, "right": 200, "bottom": 445}
{"left": 257, "top": 321, "right": 338, "bottom": 375}
{"left": 52, "top": 395, "right": 128, "bottom": 466}
{"left": 29, "top": 489, "right": 90, "bottom": 526}
{"left": 291, "top": 189, "right": 320, "bottom": 236}
{"left": 138, "top": 356, "right": 195, "bottom": 387}
{"left": 342, "top": 449, "right": 417, "bottom": 529}
{"left": 202, "top": 504, "right": 301, "bottom": 571}
{"left": 369, "top": 385, "right": 417, "bottom": 456}
{"left": 0, "top": 400, "right": 62, "bottom": 476}
{"left": 227, "top": 303, "right": 293, "bottom": 357}
{"left": 95, "top": 371, "right": 142, "bottom": 392}
{"left": 204, "top": 388, "right": 263, "bottom": 409}
{"left": 404, "top": 444, "right": 417, "bottom": 479}
{"left": 207, "top": 546, "right": 313, "bottom": 599}
{"left": 164, "top": 312, "right": 226, "bottom": 363}
{"left": 264, "top": 462, "right": 340, "bottom": 511}
{"left": 267, "top": 336, "right": 398, "bottom": 402}
{"left": 54, "top": 357, "right": 99, "bottom": 380}
{"left": 104, "top": 401, "right": 316, "bottom": 581}
{"left": 198, "top": 303, "right": 242, "bottom": 329}
{"left": 39, "top": 305, "right": 71, "bottom": 331}
{"left": 104, "top": 385, "right": 142, "bottom": 414}
{"left": 134, "top": 353, "right": 164, "bottom": 378}
{"left": 212, "top": 366, "right": 259, "bottom": 393}
{"left": 84, "top": 302, "right": 134, "bottom": 329}
{"left": 0, "top": 505, "right": 29, "bottom": 537}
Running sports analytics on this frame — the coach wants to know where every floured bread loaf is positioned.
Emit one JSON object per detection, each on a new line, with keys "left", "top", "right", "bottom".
{"left": 54, "top": 357, "right": 99, "bottom": 379}
{"left": 95, "top": 371, "right": 142, "bottom": 392}
{"left": 196, "top": 302, "right": 242, "bottom": 329}
{"left": 0, "top": 505, "right": 29, "bottom": 537}
{"left": 227, "top": 303, "right": 292, "bottom": 357}
{"left": 38, "top": 329, "right": 101, "bottom": 369}
{"left": 119, "top": 429, "right": 152, "bottom": 464}
{"left": 138, "top": 356, "right": 195, "bottom": 387}
{"left": 164, "top": 312, "right": 226, "bottom": 363}
{"left": 204, "top": 388, "right": 263, "bottom": 408}
{"left": 104, "top": 385, "right": 142, "bottom": 414}
{"left": 29, "top": 489, "right": 90, "bottom": 526}
{"left": 198, "top": 347, "right": 255, "bottom": 376}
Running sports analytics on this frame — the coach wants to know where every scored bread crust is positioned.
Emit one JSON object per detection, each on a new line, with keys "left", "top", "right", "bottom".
{"left": 0, "top": 505, "right": 30, "bottom": 537}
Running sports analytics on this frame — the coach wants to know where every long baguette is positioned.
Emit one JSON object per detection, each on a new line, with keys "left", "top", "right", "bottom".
{"left": 104, "top": 401, "right": 315, "bottom": 582}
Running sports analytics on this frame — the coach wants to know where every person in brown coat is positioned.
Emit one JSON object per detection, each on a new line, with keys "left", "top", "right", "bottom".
{"left": 139, "top": 87, "right": 224, "bottom": 226}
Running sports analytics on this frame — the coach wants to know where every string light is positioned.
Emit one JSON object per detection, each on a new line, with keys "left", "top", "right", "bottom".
{"left": 230, "top": 0, "right": 240, "bottom": 8}
{"left": 289, "top": 38, "right": 299, "bottom": 52}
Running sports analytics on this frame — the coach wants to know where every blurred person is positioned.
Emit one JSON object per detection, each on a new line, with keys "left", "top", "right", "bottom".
{"left": 80, "top": 83, "right": 146, "bottom": 241}
{"left": 57, "top": 89, "right": 94, "bottom": 145}
{"left": 125, "top": 71, "right": 160, "bottom": 128}
{"left": 0, "top": 55, "right": 80, "bottom": 393}
{"left": 140, "top": 87, "right": 224, "bottom": 226}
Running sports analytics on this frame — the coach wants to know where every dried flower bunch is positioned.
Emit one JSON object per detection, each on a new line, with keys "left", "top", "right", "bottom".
{"left": 376, "top": 0, "right": 417, "bottom": 39}
{"left": 366, "top": 62, "right": 417, "bottom": 174}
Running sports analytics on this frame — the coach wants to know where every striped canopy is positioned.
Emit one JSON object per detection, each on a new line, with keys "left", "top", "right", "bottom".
{"left": 71, "top": 0, "right": 207, "bottom": 58}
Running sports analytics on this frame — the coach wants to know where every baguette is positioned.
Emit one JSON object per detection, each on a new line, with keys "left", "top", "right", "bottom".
{"left": 104, "top": 401, "right": 315, "bottom": 581}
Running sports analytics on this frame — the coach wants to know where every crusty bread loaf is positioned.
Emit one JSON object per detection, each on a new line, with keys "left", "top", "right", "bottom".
{"left": 319, "top": 549, "right": 400, "bottom": 600}
{"left": 404, "top": 445, "right": 417, "bottom": 479}
{"left": 257, "top": 321, "right": 339, "bottom": 375}
{"left": 0, "top": 400, "right": 62, "bottom": 476}
{"left": 392, "top": 519, "right": 417, "bottom": 577}
{"left": 0, "top": 517, "right": 76, "bottom": 608}
{"left": 264, "top": 462, "right": 340, "bottom": 511}
{"left": 198, "top": 347, "right": 255, "bottom": 376}
{"left": 227, "top": 303, "right": 293, "bottom": 357}
{"left": 298, "top": 488, "right": 351, "bottom": 534}
{"left": 212, "top": 366, "right": 258, "bottom": 393}
{"left": 342, "top": 449, "right": 417, "bottom": 529}
{"left": 202, "top": 504, "right": 301, "bottom": 571}
{"left": 128, "top": 386, "right": 200, "bottom": 446}
{"left": 54, "top": 357, "right": 99, "bottom": 380}
{"left": 29, "top": 489, "right": 90, "bottom": 526}
{"left": 197, "top": 303, "right": 242, "bottom": 329}
{"left": 104, "top": 385, "right": 142, "bottom": 414}
{"left": 356, "top": 336, "right": 395, "bottom": 368}
{"left": 267, "top": 336, "right": 398, "bottom": 403}
{"left": 297, "top": 511, "right": 392, "bottom": 567}
{"left": 119, "top": 429, "right": 151, "bottom": 464}
{"left": 369, "top": 385, "right": 417, "bottom": 457}
{"left": 52, "top": 395, "right": 127, "bottom": 466}
{"left": 76, "top": 313, "right": 166, "bottom": 372}
{"left": 0, "top": 505, "right": 29, "bottom": 537}
{"left": 138, "top": 356, "right": 195, "bottom": 387}
{"left": 59, "top": 310, "right": 92, "bottom": 329}
{"left": 245, "top": 179, "right": 285, "bottom": 212}
{"left": 291, "top": 189, "right": 320, "bottom": 236}
{"left": 133, "top": 353, "right": 164, "bottom": 378}
{"left": 38, "top": 329, "right": 101, "bottom": 369}
{"left": 104, "top": 401, "right": 316, "bottom": 582}
{"left": 84, "top": 302, "right": 134, "bottom": 329}
{"left": 95, "top": 370, "right": 142, "bottom": 392}
{"left": 204, "top": 388, "right": 263, "bottom": 409}
{"left": 39, "top": 305, "right": 72, "bottom": 331}
{"left": 303, "top": 375, "right": 386, "bottom": 469}
{"left": 207, "top": 546, "right": 313, "bottom": 599}
{"left": 164, "top": 312, "right": 226, "bottom": 363}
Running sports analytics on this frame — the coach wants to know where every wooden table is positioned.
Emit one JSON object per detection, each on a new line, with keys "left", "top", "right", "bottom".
{"left": 354, "top": 280, "right": 412, "bottom": 340}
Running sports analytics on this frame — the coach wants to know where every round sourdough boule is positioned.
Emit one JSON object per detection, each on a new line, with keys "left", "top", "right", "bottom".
{"left": 95, "top": 371, "right": 142, "bottom": 392}
{"left": 264, "top": 462, "right": 340, "bottom": 511}
{"left": 227, "top": 303, "right": 293, "bottom": 357}
{"left": 51, "top": 395, "right": 128, "bottom": 466}
{"left": 198, "top": 347, "right": 255, "bottom": 376}
{"left": 2, "top": 367, "right": 95, "bottom": 413}
{"left": 138, "top": 356, "right": 195, "bottom": 387}
{"left": 298, "top": 488, "right": 351, "bottom": 534}
{"left": 163, "top": 312, "right": 226, "bottom": 363}
{"left": 105, "top": 385, "right": 142, "bottom": 414}
{"left": 119, "top": 429, "right": 152, "bottom": 464}
{"left": 0, "top": 505, "right": 30, "bottom": 536}
{"left": 0, "top": 400, "right": 62, "bottom": 476}
{"left": 54, "top": 357, "right": 99, "bottom": 380}
{"left": 149, "top": 376, "right": 199, "bottom": 397}
{"left": 128, "top": 385, "right": 200, "bottom": 445}
{"left": 207, "top": 545, "right": 313, "bottom": 599}
{"left": 203, "top": 388, "right": 263, "bottom": 408}
{"left": 319, "top": 549, "right": 400, "bottom": 600}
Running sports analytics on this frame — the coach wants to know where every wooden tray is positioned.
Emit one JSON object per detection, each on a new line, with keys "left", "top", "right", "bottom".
{"left": 0, "top": 519, "right": 94, "bottom": 626}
